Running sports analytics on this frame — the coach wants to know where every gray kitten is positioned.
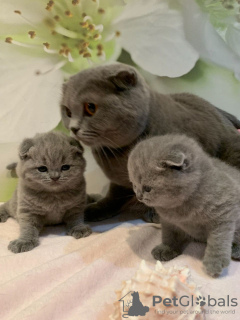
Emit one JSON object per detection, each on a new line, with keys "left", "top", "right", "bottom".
{"left": 0, "top": 132, "right": 92, "bottom": 253}
{"left": 61, "top": 62, "right": 240, "bottom": 223}
{"left": 128, "top": 134, "right": 240, "bottom": 277}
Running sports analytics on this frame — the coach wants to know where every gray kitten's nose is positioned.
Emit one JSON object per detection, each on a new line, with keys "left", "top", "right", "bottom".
{"left": 136, "top": 192, "right": 143, "bottom": 201}
{"left": 51, "top": 176, "right": 60, "bottom": 181}
{"left": 71, "top": 127, "right": 79, "bottom": 135}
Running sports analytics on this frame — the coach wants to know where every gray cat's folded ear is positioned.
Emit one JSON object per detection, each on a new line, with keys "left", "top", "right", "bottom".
{"left": 158, "top": 152, "right": 189, "bottom": 171}
{"left": 19, "top": 138, "right": 34, "bottom": 160}
{"left": 69, "top": 138, "right": 84, "bottom": 155}
{"left": 108, "top": 70, "right": 137, "bottom": 90}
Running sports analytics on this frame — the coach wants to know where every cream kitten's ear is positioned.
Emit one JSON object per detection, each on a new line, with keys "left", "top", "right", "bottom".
{"left": 69, "top": 138, "right": 84, "bottom": 155}
{"left": 108, "top": 70, "right": 137, "bottom": 90}
{"left": 158, "top": 152, "right": 189, "bottom": 171}
{"left": 19, "top": 138, "right": 34, "bottom": 160}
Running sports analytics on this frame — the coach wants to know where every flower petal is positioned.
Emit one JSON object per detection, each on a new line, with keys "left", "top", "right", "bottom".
{"left": 0, "top": 45, "right": 63, "bottom": 143}
{"left": 114, "top": 0, "right": 198, "bottom": 77}
{"left": 0, "top": 0, "right": 47, "bottom": 33}
{"left": 225, "top": 25, "right": 240, "bottom": 57}
{"left": 180, "top": 0, "right": 240, "bottom": 80}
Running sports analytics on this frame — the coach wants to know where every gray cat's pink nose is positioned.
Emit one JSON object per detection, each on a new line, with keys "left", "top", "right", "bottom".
{"left": 71, "top": 127, "right": 79, "bottom": 135}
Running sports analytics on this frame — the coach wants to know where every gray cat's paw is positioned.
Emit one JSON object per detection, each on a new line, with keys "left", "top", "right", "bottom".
{"left": 203, "top": 257, "right": 230, "bottom": 277}
{"left": 151, "top": 244, "right": 179, "bottom": 261}
{"left": 8, "top": 239, "right": 39, "bottom": 253}
{"left": 0, "top": 207, "right": 9, "bottom": 223}
{"left": 143, "top": 208, "right": 160, "bottom": 224}
{"left": 67, "top": 224, "right": 92, "bottom": 239}
{"left": 231, "top": 243, "right": 240, "bottom": 260}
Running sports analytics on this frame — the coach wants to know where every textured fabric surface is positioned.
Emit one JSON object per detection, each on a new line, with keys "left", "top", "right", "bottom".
{"left": 0, "top": 213, "right": 239, "bottom": 320}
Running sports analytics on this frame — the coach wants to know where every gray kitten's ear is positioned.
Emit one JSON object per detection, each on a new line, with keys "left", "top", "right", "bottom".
{"left": 69, "top": 138, "right": 84, "bottom": 155}
{"left": 108, "top": 70, "right": 137, "bottom": 90}
{"left": 19, "top": 138, "right": 34, "bottom": 160}
{"left": 159, "top": 152, "right": 189, "bottom": 171}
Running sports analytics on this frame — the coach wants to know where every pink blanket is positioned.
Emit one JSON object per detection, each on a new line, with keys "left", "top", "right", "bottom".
{"left": 0, "top": 213, "right": 239, "bottom": 320}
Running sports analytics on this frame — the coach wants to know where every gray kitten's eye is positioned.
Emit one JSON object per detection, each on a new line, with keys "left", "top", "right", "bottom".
{"left": 38, "top": 166, "right": 48, "bottom": 172}
{"left": 143, "top": 185, "right": 151, "bottom": 193}
{"left": 64, "top": 106, "right": 72, "bottom": 118}
{"left": 61, "top": 165, "right": 70, "bottom": 171}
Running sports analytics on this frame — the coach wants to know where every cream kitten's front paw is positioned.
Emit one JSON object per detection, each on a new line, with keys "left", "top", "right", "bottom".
{"left": 151, "top": 244, "right": 180, "bottom": 261}
{"left": 203, "top": 256, "right": 230, "bottom": 277}
{"left": 8, "top": 239, "right": 39, "bottom": 253}
{"left": 67, "top": 224, "right": 92, "bottom": 239}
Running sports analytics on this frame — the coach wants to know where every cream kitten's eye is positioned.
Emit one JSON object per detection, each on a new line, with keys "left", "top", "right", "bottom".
{"left": 38, "top": 166, "right": 48, "bottom": 172}
{"left": 143, "top": 185, "right": 151, "bottom": 193}
{"left": 84, "top": 102, "right": 98, "bottom": 116}
{"left": 64, "top": 106, "right": 72, "bottom": 118}
{"left": 61, "top": 165, "right": 70, "bottom": 171}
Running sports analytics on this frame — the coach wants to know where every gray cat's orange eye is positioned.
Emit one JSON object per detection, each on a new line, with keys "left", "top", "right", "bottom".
{"left": 84, "top": 102, "right": 98, "bottom": 116}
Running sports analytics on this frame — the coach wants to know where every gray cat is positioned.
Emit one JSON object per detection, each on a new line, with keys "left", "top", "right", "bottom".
{"left": 61, "top": 62, "right": 240, "bottom": 223}
{"left": 128, "top": 134, "right": 240, "bottom": 277}
{"left": 0, "top": 132, "right": 92, "bottom": 253}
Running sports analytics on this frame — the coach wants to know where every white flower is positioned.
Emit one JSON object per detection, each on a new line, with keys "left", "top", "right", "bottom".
{"left": 179, "top": 0, "right": 240, "bottom": 80}
{"left": 114, "top": 0, "right": 198, "bottom": 77}
{"left": 0, "top": 0, "right": 199, "bottom": 143}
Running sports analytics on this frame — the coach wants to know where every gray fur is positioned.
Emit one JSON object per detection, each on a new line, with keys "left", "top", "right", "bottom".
{"left": 61, "top": 62, "right": 240, "bottom": 222}
{"left": 0, "top": 132, "right": 91, "bottom": 253}
{"left": 128, "top": 134, "right": 240, "bottom": 277}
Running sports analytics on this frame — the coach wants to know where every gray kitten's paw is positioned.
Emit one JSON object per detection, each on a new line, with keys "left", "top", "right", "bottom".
{"left": 143, "top": 208, "right": 160, "bottom": 224}
{"left": 231, "top": 243, "right": 240, "bottom": 260}
{"left": 203, "top": 257, "right": 230, "bottom": 277}
{"left": 151, "top": 244, "right": 179, "bottom": 261}
{"left": 67, "top": 224, "right": 92, "bottom": 239}
{"left": 8, "top": 239, "right": 39, "bottom": 253}
{"left": 0, "top": 206, "right": 9, "bottom": 223}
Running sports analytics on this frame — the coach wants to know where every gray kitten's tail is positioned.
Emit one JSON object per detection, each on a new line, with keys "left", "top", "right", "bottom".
{"left": 86, "top": 194, "right": 102, "bottom": 204}
{"left": 216, "top": 108, "right": 240, "bottom": 129}
{"left": 6, "top": 162, "right": 18, "bottom": 178}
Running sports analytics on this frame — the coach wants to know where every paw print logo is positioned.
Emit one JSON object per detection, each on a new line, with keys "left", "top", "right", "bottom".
{"left": 196, "top": 296, "right": 206, "bottom": 307}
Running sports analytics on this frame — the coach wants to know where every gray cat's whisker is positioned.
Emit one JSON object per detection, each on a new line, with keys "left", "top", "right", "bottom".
{"left": 100, "top": 146, "right": 112, "bottom": 169}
